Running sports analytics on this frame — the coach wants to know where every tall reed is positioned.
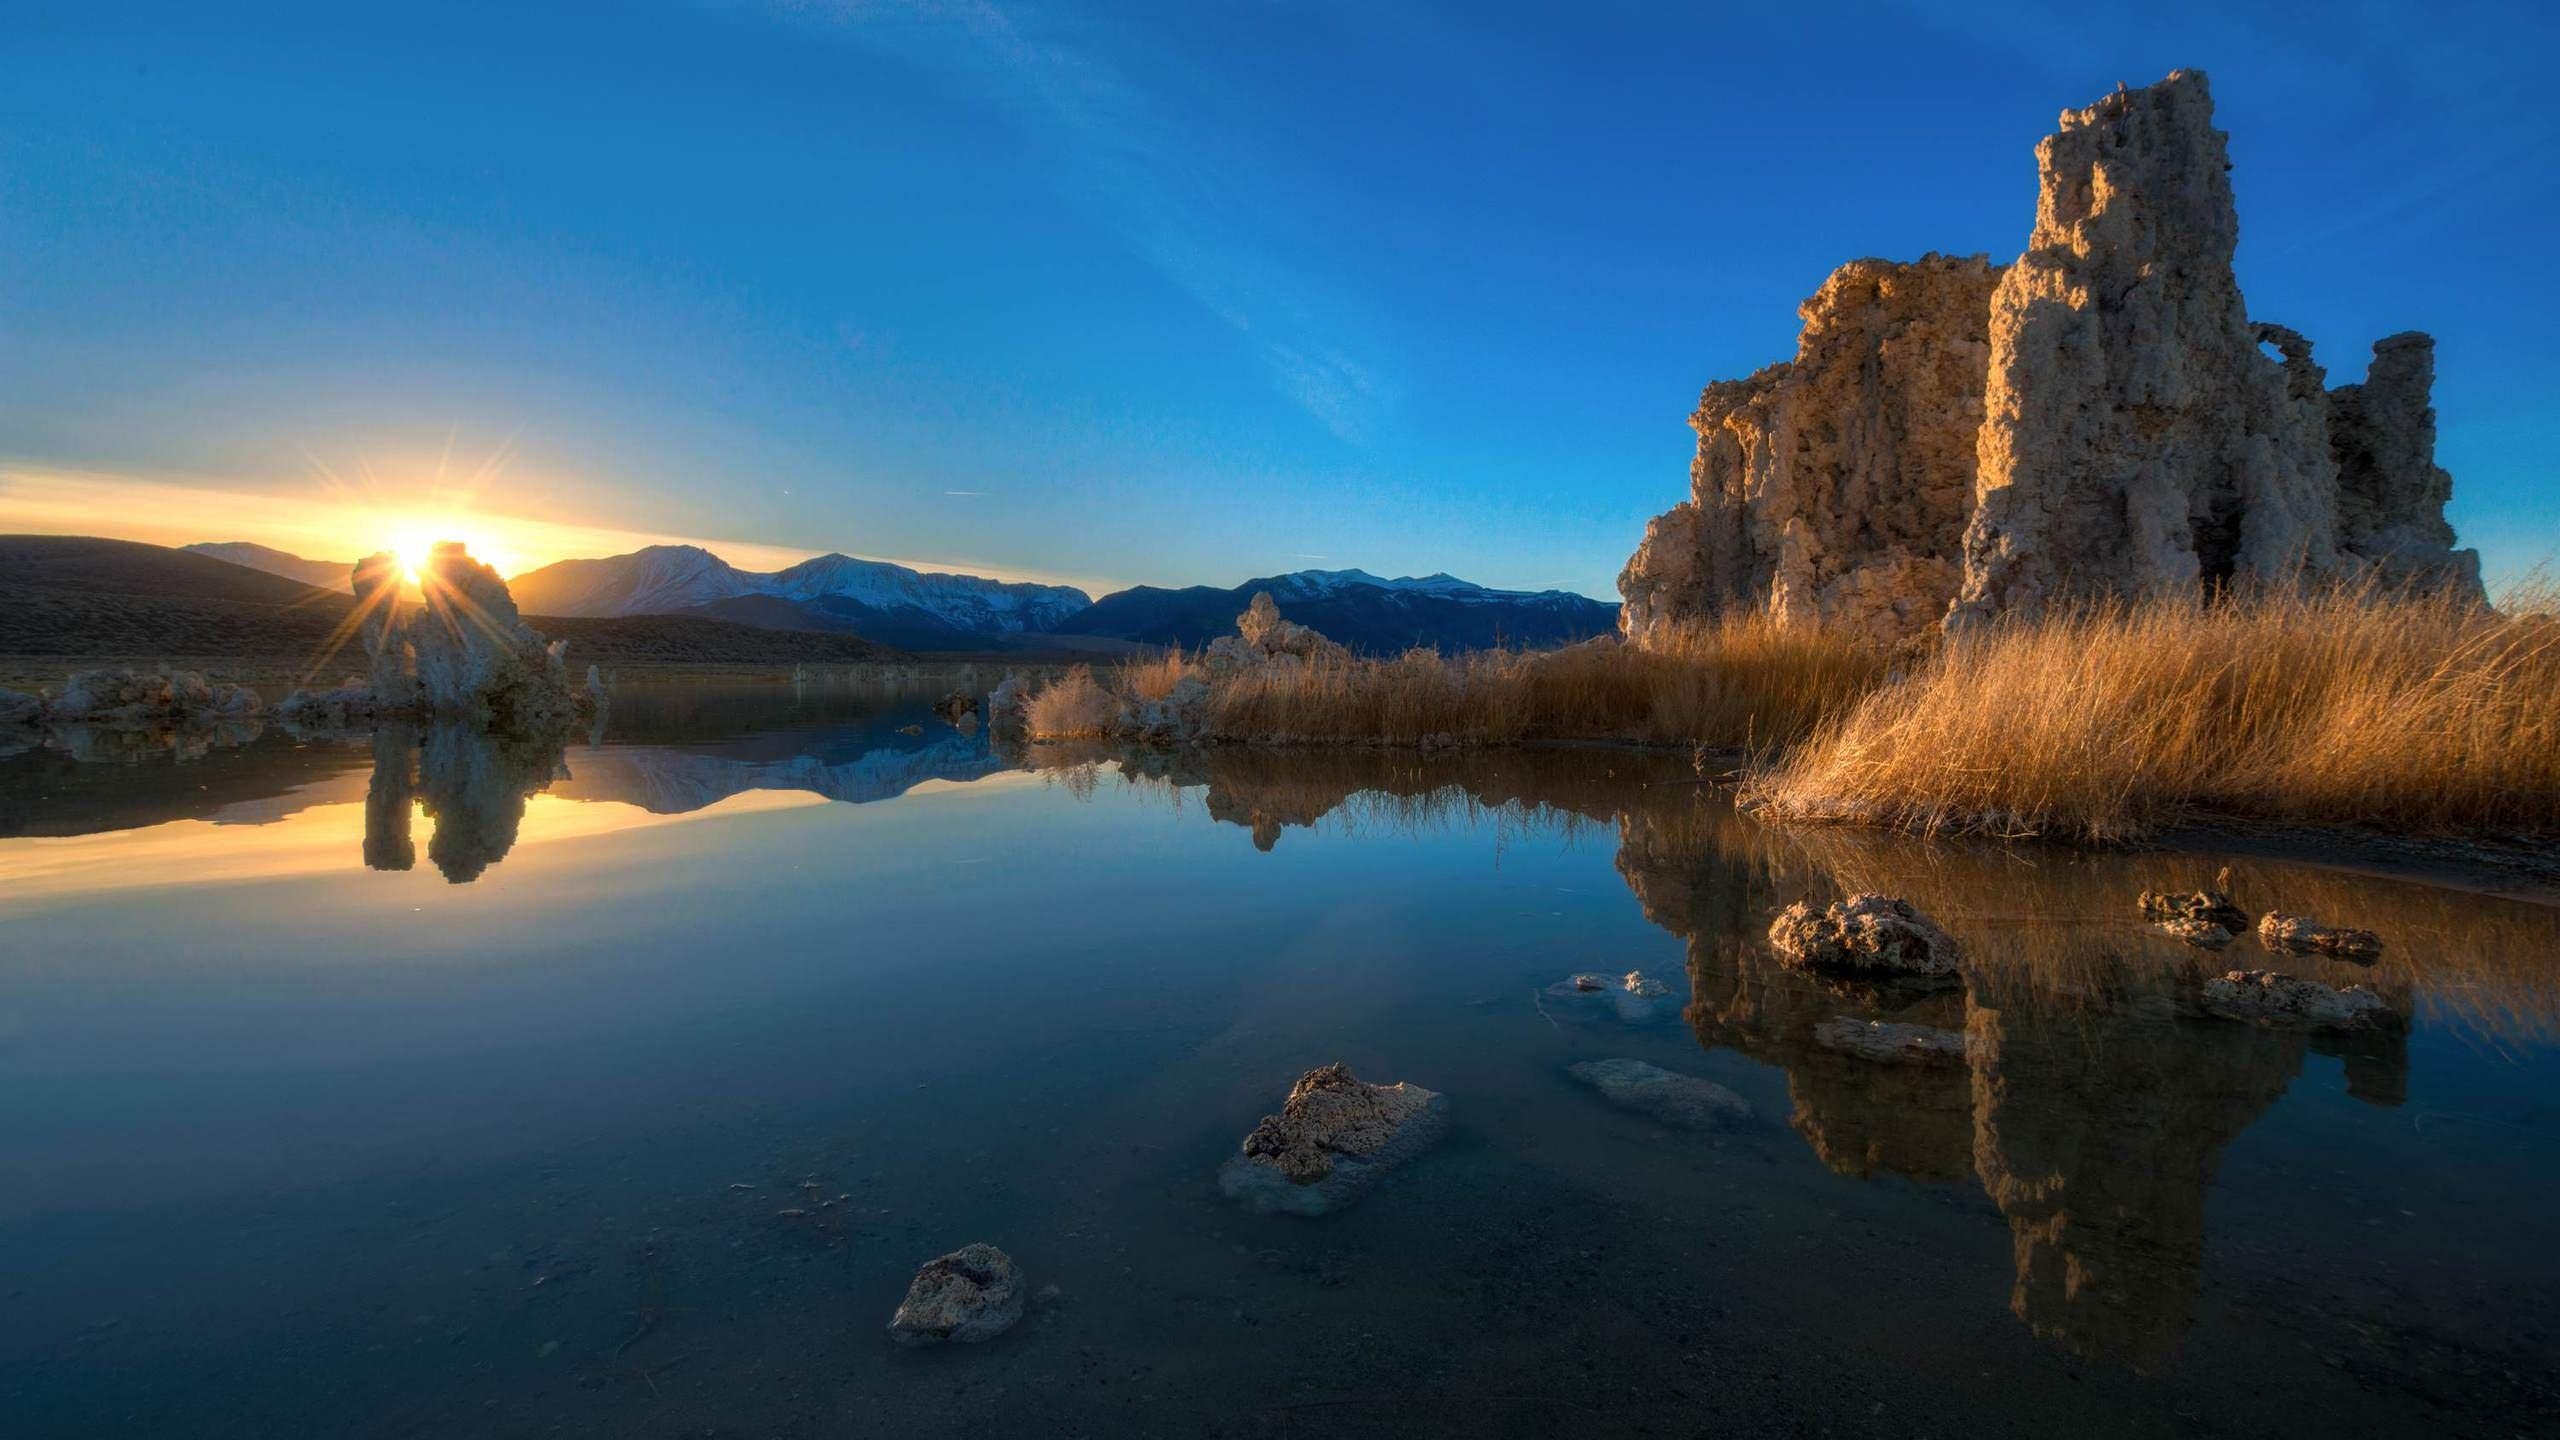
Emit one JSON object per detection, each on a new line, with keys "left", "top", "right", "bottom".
{"left": 1741, "top": 584, "right": 2560, "bottom": 842}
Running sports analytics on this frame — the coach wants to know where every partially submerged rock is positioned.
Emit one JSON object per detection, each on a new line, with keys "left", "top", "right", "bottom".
{"left": 1566, "top": 1058, "right": 1751, "bottom": 1130}
{"left": 1621, "top": 970, "right": 1669, "bottom": 997}
{"left": 1218, "top": 1063, "right": 1448, "bottom": 1216}
{"left": 985, "top": 674, "right": 1031, "bottom": 737}
{"left": 2200, "top": 970, "right": 2399, "bottom": 1031}
{"left": 2139, "top": 889, "right": 2249, "bottom": 932}
{"left": 932, "top": 690, "right": 978, "bottom": 723}
{"left": 2157, "top": 917, "right": 2238, "bottom": 950}
{"left": 38, "top": 667, "right": 262, "bottom": 728}
{"left": 278, "top": 544, "right": 595, "bottom": 733}
{"left": 887, "top": 1243, "right": 1024, "bottom": 1346}
{"left": 1768, "top": 894, "right": 1963, "bottom": 979}
{"left": 2256, "top": 912, "right": 2384, "bottom": 962}
{"left": 1812, "top": 1016, "right": 1970, "bottom": 1065}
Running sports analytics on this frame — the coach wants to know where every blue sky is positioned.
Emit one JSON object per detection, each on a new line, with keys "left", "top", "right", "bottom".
{"left": 3, "top": 0, "right": 2554, "bottom": 598}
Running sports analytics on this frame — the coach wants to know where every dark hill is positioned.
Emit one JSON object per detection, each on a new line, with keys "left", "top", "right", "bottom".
{"left": 0, "top": 535, "right": 897, "bottom": 667}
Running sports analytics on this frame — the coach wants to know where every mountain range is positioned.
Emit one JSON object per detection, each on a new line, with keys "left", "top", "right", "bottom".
{"left": 155, "top": 539, "right": 1619, "bottom": 653}
{"left": 506, "top": 545, "right": 1093, "bottom": 651}
{"left": 1052, "top": 569, "right": 1618, "bottom": 651}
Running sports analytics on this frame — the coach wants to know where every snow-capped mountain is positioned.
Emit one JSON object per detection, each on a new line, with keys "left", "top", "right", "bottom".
{"left": 507, "top": 545, "right": 1091, "bottom": 646}
{"left": 1057, "top": 569, "right": 1617, "bottom": 652}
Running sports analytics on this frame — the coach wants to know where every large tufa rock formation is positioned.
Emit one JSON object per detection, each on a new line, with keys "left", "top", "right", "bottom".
{"left": 1622, "top": 255, "right": 2002, "bottom": 646}
{"left": 282, "top": 543, "right": 599, "bottom": 732}
{"left": 1622, "top": 71, "right": 2482, "bottom": 645}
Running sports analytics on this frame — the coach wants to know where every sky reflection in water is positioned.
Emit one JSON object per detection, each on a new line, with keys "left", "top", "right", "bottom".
{"left": 1, "top": 677, "right": 2555, "bottom": 1437}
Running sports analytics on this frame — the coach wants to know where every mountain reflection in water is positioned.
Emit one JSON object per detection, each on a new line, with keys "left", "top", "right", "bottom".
{"left": 1, "top": 679, "right": 2555, "bottom": 1431}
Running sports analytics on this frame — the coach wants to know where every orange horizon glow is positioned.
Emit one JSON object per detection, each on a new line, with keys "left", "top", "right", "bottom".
{"left": 0, "top": 461, "right": 1123, "bottom": 595}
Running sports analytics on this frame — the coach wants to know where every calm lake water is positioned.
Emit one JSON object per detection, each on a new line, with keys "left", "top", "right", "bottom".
{"left": 4, "top": 677, "right": 2556, "bottom": 1438}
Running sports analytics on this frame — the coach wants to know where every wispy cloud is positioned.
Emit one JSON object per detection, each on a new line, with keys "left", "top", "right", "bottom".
{"left": 782, "top": 0, "right": 1388, "bottom": 442}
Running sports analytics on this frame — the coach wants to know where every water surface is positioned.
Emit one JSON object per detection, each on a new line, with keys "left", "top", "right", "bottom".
{"left": 4, "top": 676, "right": 2555, "bottom": 1436}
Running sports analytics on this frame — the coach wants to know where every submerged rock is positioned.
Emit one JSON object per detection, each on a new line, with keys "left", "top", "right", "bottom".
{"left": 887, "top": 1243, "right": 1024, "bottom": 1346}
{"left": 1218, "top": 1063, "right": 1448, "bottom": 1216}
{"left": 1571, "top": 974, "right": 1609, "bottom": 992}
{"left": 1768, "top": 894, "right": 1963, "bottom": 979}
{"left": 2256, "top": 912, "right": 2384, "bottom": 961}
{"left": 1812, "top": 1016, "right": 1970, "bottom": 1065}
{"left": 2200, "top": 969, "right": 2399, "bottom": 1031}
{"left": 1566, "top": 1058, "right": 1751, "bottom": 1129}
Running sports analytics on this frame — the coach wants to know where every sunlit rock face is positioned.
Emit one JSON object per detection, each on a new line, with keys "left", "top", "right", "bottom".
{"left": 1622, "top": 70, "right": 2482, "bottom": 645}
{"left": 1621, "top": 256, "right": 2000, "bottom": 647}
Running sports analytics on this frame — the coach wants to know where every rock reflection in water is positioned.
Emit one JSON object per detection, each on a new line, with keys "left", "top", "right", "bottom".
{"left": 362, "top": 724, "right": 568, "bottom": 883}
{"left": 1038, "top": 745, "right": 2557, "bottom": 1372}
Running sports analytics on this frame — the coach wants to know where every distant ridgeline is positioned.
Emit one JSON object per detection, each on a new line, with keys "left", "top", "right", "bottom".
{"left": 1619, "top": 70, "right": 2483, "bottom": 648}
{"left": 124, "top": 538, "right": 1615, "bottom": 656}
{"left": 508, "top": 547, "right": 1616, "bottom": 655}
{"left": 1051, "top": 570, "right": 1619, "bottom": 653}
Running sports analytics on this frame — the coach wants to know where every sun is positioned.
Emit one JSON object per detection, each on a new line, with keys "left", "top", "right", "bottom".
{"left": 389, "top": 531, "right": 437, "bottom": 586}
{"left": 380, "top": 523, "right": 516, "bottom": 587}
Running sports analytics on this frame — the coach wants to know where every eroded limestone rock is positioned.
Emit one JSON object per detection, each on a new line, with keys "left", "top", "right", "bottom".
{"left": 1218, "top": 1063, "right": 1448, "bottom": 1216}
{"left": 40, "top": 668, "right": 262, "bottom": 727}
{"left": 1621, "top": 256, "right": 1999, "bottom": 646}
{"left": 1620, "top": 71, "right": 2480, "bottom": 641}
{"left": 2199, "top": 969, "right": 2398, "bottom": 1030}
{"left": 280, "top": 544, "right": 593, "bottom": 734}
{"left": 2256, "top": 912, "right": 2384, "bottom": 962}
{"left": 1768, "top": 894, "right": 1963, "bottom": 979}
{"left": 887, "top": 1243, "right": 1024, "bottom": 1346}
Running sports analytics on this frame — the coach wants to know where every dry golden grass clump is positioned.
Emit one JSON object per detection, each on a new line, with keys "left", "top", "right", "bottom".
{"left": 1021, "top": 664, "right": 1121, "bottom": 739}
{"left": 1203, "top": 613, "right": 1890, "bottom": 749}
{"left": 1742, "top": 584, "right": 2560, "bottom": 842}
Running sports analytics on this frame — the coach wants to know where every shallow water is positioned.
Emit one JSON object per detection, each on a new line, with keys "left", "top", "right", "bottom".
{"left": 3, "top": 677, "right": 2556, "bottom": 1437}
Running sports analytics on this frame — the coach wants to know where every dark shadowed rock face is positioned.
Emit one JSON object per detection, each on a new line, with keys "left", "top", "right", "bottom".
{"left": 1623, "top": 70, "right": 2482, "bottom": 646}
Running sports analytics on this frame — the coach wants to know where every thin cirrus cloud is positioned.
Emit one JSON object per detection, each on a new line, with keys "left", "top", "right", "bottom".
{"left": 0, "top": 463, "right": 1122, "bottom": 593}
{"left": 784, "top": 0, "right": 1389, "bottom": 444}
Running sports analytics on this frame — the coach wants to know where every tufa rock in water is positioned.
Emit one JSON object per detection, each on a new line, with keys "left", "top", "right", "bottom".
{"left": 1566, "top": 1058, "right": 1752, "bottom": 1129}
{"left": 38, "top": 667, "right": 262, "bottom": 727}
{"left": 985, "top": 673, "right": 1032, "bottom": 737}
{"left": 932, "top": 690, "right": 978, "bottom": 723}
{"left": 2199, "top": 969, "right": 2399, "bottom": 1030}
{"left": 887, "top": 1243, "right": 1024, "bottom": 1346}
{"left": 1768, "top": 894, "right": 1963, "bottom": 978}
{"left": 2139, "top": 888, "right": 2249, "bottom": 947}
{"left": 2256, "top": 911, "right": 2384, "bottom": 962}
{"left": 0, "top": 687, "right": 40, "bottom": 726}
{"left": 281, "top": 544, "right": 596, "bottom": 733}
{"left": 1621, "top": 71, "right": 2482, "bottom": 645}
{"left": 1219, "top": 1063, "right": 1448, "bottom": 1216}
